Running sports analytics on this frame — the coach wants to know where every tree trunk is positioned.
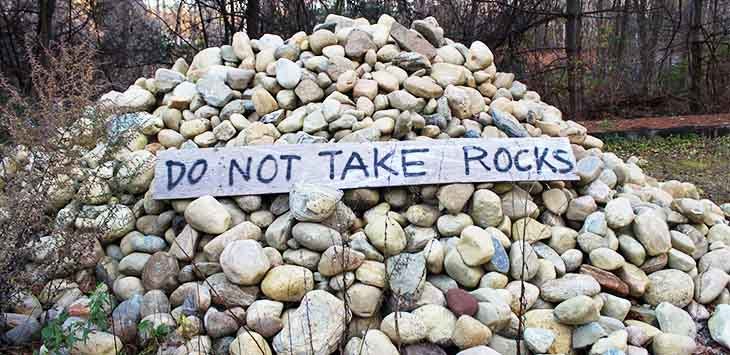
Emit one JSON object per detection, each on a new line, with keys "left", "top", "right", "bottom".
{"left": 565, "top": 0, "right": 583, "bottom": 119}
{"left": 37, "top": 0, "right": 56, "bottom": 49}
{"left": 247, "top": 0, "right": 260, "bottom": 38}
{"left": 688, "top": 0, "right": 703, "bottom": 112}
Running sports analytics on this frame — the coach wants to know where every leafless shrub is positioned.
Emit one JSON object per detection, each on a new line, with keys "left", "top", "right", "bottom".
{"left": 0, "top": 42, "right": 115, "bottom": 309}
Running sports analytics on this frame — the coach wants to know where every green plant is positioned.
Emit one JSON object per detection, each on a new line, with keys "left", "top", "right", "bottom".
{"left": 87, "top": 283, "right": 112, "bottom": 330}
{"left": 137, "top": 319, "right": 171, "bottom": 355}
{"left": 37, "top": 284, "right": 112, "bottom": 354}
{"left": 39, "top": 311, "right": 78, "bottom": 354}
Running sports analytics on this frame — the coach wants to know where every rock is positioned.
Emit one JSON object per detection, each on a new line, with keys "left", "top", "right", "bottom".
{"left": 709, "top": 304, "right": 730, "bottom": 348}
{"left": 452, "top": 315, "right": 492, "bottom": 349}
{"left": 184, "top": 196, "right": 232, "bottom": 234}
{"left": 291, "top": 222, "right": 343, "bottom": 251}
{"left": 445, "top": 248, "right": 484, "bottom": 288}
{"left": 389, "top": 22, "right": 436, "bottom": 59}
{"left": 509, "top": 241, "right": 539, "bottom": 280}
{"left": 220, "top": 240, "right": 271, "bottom": 285}
{"left": 295, "top": 79, "right": 324, "bottom": 103}
{"left": 413, "top": 304, "right": 457, "bottom": 344}
{"left": 470, "top": 189, "right": 503, "bottom": 227}
{"left": 203, "top": 221, "right": 262, "bottom": 261}
{"left": 456, "top": 346, "right": 501, "bottom": 355}
{"left": 404, "top": 343, "right": 449, "bottom": 355}
{"left": 589, "top": 248, "right": 625, "bottom": 270}
{"left": 141, "top": 252, "right": 179, "bottom": 292}
{"left": 380, "top": 311, "right": 427, "bottom": 344}
{"left": 524, "top": 327, "right": 555, "bottom": 354}
{"left": 431, "top": 63, "right": 467, "bottom": 87}
{"left": 251, "top": 87, "right": 278, "bottom": 116}
{"left": 318, "top": 246, "right": 365, "bottom": 276}
{"left": 387, "top": 252, "right": 427, "bottom": 300}
{"left": 512, "top": 218, "right": 551, "bottom": 242}
{"left": 404, "top": 76, "right": 443, "bottom": 98}
{"left": 275, "top": 58, "right": 301, "bottom": 89}
{"left": 606, "top": 197, "right": 635, "bottom": 228}
{"left": 70, "top": 331, "right": 124, "bottom": 355}
{"left": 155, "top": 68, "right": 185, "bottom": 92}
{"left": 345, "top": 283, "right": 382, "bottom": 317}
{"left": 656, "top": 302, "right": 696, "bottom": 338}
{"left": 115, "top": 150, "right": 156, "bottom": 194}
{"left": 226, "top": 68, "right": 255, "bottom": 90}
{"left": 116, "top": 86, "right": 156, "bottom": 112}
{"left": 204, "top": 308, "right": 238, "bottom": 338}
{"left": 554, "top": 295, "right": 600, "bottom": 325}
{"left": 272, "top": 290, "right": 351, "bottom": 354}
{"left": 651, "top": 333, "right": 696, "bottom": 355}
{"left": 261, "top": 265, "right": 314, "bottom": 302}
{"left": 489, "top": 236, "right": 510, "bottom": 273}
{"left": 589, "top": 329, "right": 628, "bottom": 355}
{"left": 447, "top": 288, "right": 479, "bottom": 317}
{"left": 345, "top": 29, "right": 376, "bottom": 58}
{"left": 523, "top": 309, "right": 573, "bottom": 353}
{"left": 345, "top": 330, "right": 398, "bottom": 355}
{"left": 633, "top": 212, "right": 672, "bottom": 256}
{"left": 412, "top": 18, "right": 444, "bottom": 46}
{"left": 169, "top": 225, "right": 199, "bottom": 261}
{"left": 246, "top": 300, "right": 283, "bottom": 337}
{"left": 466, "top": 41, "right": 494, "bottom": 70}
{"left": 695, "top": 267, "right": 729, "bottom": 303}
{"left": 196, "top": 77, "right": 232, "bottom": 107}
{"left": 230, "top": 331, "right": 272, "bottom": 355}
{"left": 644, "top": 269, "right": 694, "bottom": 307}
{"left": 492, "top": 108, "right": 528, "bottom": 137}
{"left": 541, "top": 274, "right": 601, "bottom": 302}
{"left": 456, "top": 226, "right": 495, "bottom": 266}
{"left": 365, "top": 214, "right": 407, "bottom": 255}
{"left": 289, "top": 183, "right": 343, "bottom": 222}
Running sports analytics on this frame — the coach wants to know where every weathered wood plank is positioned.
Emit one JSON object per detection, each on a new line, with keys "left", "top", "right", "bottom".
{"left": 152, "top": 138, "right": 578, "bottom": 199}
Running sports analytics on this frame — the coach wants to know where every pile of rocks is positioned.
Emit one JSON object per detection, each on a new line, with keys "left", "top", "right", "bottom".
{"left": 3, "top": 13, "right": 730, "bottom": 355}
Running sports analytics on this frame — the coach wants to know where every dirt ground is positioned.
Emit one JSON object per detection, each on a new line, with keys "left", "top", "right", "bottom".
{"left": 604, "top": 134, "right": 730, "bottom": 204}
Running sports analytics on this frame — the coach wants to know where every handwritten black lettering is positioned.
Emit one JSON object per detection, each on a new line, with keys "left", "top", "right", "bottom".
{"left": 341, "top": 152, "right": 369, "bottom": 180}
{"left": 228, "top": 157, "right": 252, "bottom": 186}
{"left": 318, "top": 150, "right": 343, "bottom": 180}
{"left": 373, "top": 147, "right": 398, "bottom": 178}
{"left": 188, "top": 159, "right": 208, "bottom": 184}
{"left": 166, "top": 160, "right": 187, "bottom": 190}
{"left": 534, "top": 147, "right": 558, "bottom": 173}
{"left": 279, "top": 154, "right": 301, "bottom": 181}
{"left": 257, "top": 154, "right": 278, "bottom": 183}
{"left": 514, "top": 149, "right": 533, "bottom": 172}
{"left": 493, "top": 147, "right": 513, "bottom": 172}
{"left": 401, "top": 148, "right": 428, "bottom": 177}
{"left": 462, "top": 146, "right": 490, "bottom": 175}
{"left": 552, "top": 149, "right": 575, "bottom": 173}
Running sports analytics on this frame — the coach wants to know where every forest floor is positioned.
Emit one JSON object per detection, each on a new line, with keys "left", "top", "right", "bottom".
{"left": 603, "top": 133, "right": 730, "bottom": 204}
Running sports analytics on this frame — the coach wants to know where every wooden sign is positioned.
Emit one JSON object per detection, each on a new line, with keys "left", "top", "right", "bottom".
{"left": 152, "top": 138, "right": 578, "bottom": 199}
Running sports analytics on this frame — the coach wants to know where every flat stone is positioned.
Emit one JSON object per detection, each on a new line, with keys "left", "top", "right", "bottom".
{"left": 389, "top": 22, "right": 436, "bottom": 59}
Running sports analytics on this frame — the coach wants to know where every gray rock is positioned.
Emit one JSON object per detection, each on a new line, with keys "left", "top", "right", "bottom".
{"left": 541, "top": 274, "right": 601, "bottom": 303}
{"left": 524, "top": 327, "right": 555, "bottom": 353}
{"left": 709, "top": 304, "right": 730, "bottom": 349}
{"left": 289, "top": 183, "right": 343, "bottom": 222}
{"left": 387, "top": 253, "right": 427, "bottom": 301}
{"left": 554, "top": 295, "right": 600, "bottom": 325}
{"left": 656, "top": 302, "right": 696, "bottom": 338}
{"left": 492, "top": 108, "right": 528, "bottom": 137}
{"left": 272, "top": 290, "right": 351, "bottom": 354}
{"left": 196, "top": 77, "right": 233, "bottom": 107}
{"left": 275, "top": 58, "right": 302, "bottom": 89}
